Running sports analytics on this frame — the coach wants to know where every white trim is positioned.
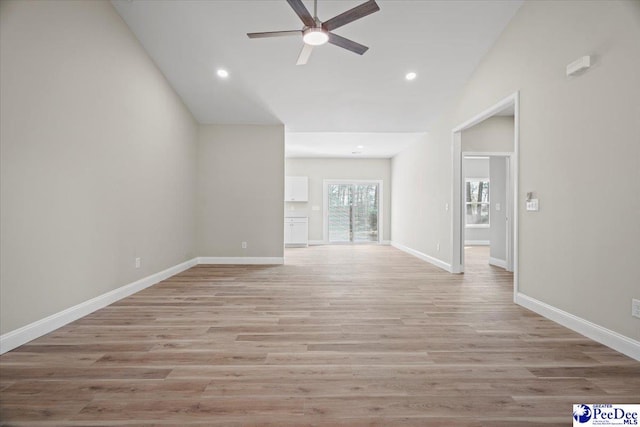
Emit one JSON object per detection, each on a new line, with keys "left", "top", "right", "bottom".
{"left": 515, "top": 293, "right": 640, "bottom": 361}
{"left": 323, "top": 179, "right": 384, "bottom": 244}
{"left": 452, "top": 94, "right": 518, "bottom": 133}
{"left": 0, "top": 258, "right": 198, "bottom": 354}
{"left": 197, "top": 257, "right": 284, "bottom": 265}
{"left": 308, "top": 240, "right": 390, "bottom": 246}
{"left": 464, "top": 151, "right": 516, "bottom": 157}
{"left": 0, "top": 255, "right": 289, "bottom": 354}
{"left": 307, "top": 240, "right": 326, "bottom": 246}
{"left": 451, "top": 132, "right": 462, "bottom": 273}
{"left": 488, "top": 257, "right": 508, "bottom": 269}
{"left": 451, "top": 91, "right": 520, "bottom": 296}
{"left": 505, "top": 156, "right": 514, "bottom": 273}
{"left": 465, "top": 240, "right": 490, "bottom": 246}
{"left": 462, "top": 153, "right": 513, "bottom": 273}
{"left": 391, "top": 241, "right": 452, "bottom": 273}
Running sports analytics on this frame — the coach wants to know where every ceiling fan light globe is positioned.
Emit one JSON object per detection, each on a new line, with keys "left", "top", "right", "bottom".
{"left": 303, "top": 28, "right": 329, "bottom": 46}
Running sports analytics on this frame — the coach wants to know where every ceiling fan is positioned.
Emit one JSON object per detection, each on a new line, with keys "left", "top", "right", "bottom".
{"left": 247, "top": 0, "right": 380, "bottom": 65}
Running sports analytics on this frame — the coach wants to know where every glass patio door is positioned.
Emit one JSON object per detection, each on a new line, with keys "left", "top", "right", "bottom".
{"left": 327, "top": 183, "right": 379, "bottom": 243}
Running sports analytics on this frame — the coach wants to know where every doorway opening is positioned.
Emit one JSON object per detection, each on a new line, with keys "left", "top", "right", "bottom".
{"left": 451, "top": 92, "right": 519, "bottom": 300}
{"left": 462, "top": 153, "right": 513, "bottom": 271}
{"left": 323, "top": 180, "right": 383, "bottom": 244}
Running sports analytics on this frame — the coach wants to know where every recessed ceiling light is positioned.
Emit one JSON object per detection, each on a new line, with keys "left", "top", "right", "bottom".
{"left": 216, "top": 69, "right": 229, "bottom": 78}
{"left": 405, "top": 72, "right": 417, "bottom": 81}
{"left": 357, "top": 145, "right": 364, "bottom": 149}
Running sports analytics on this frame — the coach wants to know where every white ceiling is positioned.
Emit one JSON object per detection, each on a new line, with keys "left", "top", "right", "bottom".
{"left": 112, "top": 0, "right": 521, "bottom": 155}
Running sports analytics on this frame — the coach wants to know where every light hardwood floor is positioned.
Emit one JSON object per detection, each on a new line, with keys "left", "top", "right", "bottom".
{"left": 1, "top": 245, "right": 638, "bottom": 426}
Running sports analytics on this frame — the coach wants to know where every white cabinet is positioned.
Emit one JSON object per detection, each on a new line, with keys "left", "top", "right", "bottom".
{"left": 284, "top": 217, "right": 308, "bottom": 247}
{"left": 285, "top": 176, "right": 308, "bottom": 202}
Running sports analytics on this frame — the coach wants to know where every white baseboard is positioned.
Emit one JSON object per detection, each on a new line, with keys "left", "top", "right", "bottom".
{"left": 515, "top": 293, "right": 640, "bottom": 361}
{"left": 390, "top": 241, "right": 452, "bottom": 272}
{"left": 197, "top": 257, "right": 284, "bottom": 265}
{"left": 465, "top": 240, "right": 490, "bottom": 246}
{"left": 0, "top": 255, "right": 286, "bottom": 354}
{"left": 307, "top": 240, "right": 390, "bottom": 246}
{"left": 489, "top": 257, "right": 507, "bottom": 269}
{"left": 0, "top": 257, "right": 198, "bottom": 354}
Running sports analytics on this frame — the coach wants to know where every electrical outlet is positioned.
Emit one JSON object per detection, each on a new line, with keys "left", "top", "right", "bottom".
{"left": 135, "top": 257, "right": 141, "bottom": 269}
{"left": 632, "top": 299, "right": 640, "bottom": 319}
{"left": 436, "top": 242, "right": 440, "bottom": 252}
{"left": 241, "top": 242, "right": 247, "bottom": 249}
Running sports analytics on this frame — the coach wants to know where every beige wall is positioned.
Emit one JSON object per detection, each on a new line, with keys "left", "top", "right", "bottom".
{"left": 197, "top": 125, "right": 284, "bottom": 258}
{"left": 285, "top": 158, "right": 391, "bottom": 242}
{"left": 0, "top": 0, "right": 198, "bottom": 334}
{"left": 462, "top": 116, "right": 514, "bottom": 153}
{"left": 392, "top": 0, "right": 640, "bottom": 340}
{"left": 391, "top": 133, "right": 448, "bottom": 252}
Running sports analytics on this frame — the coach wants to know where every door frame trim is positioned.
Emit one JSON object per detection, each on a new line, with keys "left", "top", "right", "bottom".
{"left": 451, "top": 91, "right": 519, "bottom": 301}
{"left": 323, "top": 179, "right": 384, "bottom": 244}
{"left": 462, "top": 152, "right": 514, "bottom": 272}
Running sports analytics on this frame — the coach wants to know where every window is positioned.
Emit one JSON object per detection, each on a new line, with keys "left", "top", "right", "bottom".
{"left": 327, "top": 182, "right": 379, "bottom": 242}
{"left": 465, "top": 178, "right": 490, "bottom": 227}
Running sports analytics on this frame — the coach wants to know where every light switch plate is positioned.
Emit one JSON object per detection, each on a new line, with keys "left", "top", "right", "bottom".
{"left": 495, "top": 203, "right": 501, "bottom": 211}
{"left": 526, "top": 199, "right": 539, "bottom": 211}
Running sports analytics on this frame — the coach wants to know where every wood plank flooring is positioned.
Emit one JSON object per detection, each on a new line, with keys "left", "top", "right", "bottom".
{"left": 1, "top": 245, "right": 638, "bottom": 426}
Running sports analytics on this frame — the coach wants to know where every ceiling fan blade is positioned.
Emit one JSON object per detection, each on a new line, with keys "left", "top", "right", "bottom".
{"left": 286, "top": 0, "right": 316, "bottom": 28}
{"left": 296, "top": 43, "right": 314, "bottom": 65}
{"left": 322, "top": 0, "right": 380, "bottom": 32}
{"left": 327, "top": 32, "right": 369, "bottom": 55}
{"left": 247, "top": 30, "right": 302, "bottom": 39}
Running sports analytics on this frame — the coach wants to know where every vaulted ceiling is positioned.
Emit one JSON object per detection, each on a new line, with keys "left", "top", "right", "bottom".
{"left": 113, "top": 0, "right": 521, "bottom": 134}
